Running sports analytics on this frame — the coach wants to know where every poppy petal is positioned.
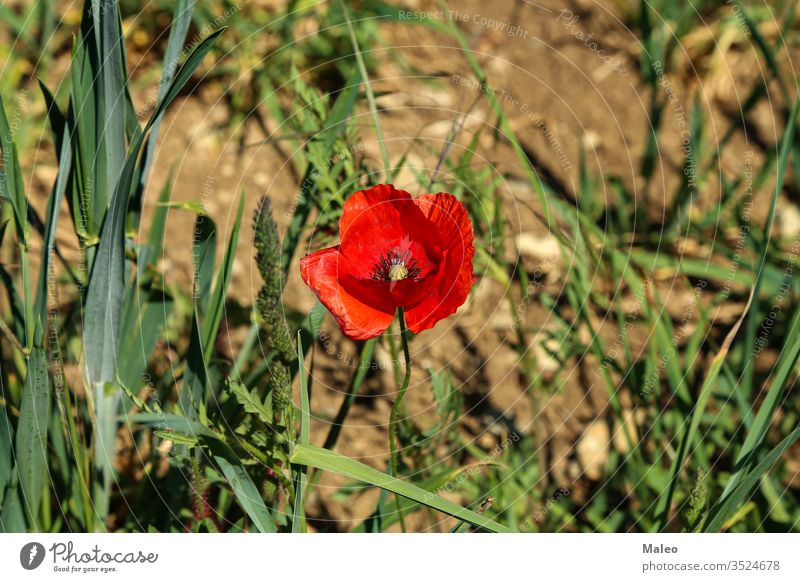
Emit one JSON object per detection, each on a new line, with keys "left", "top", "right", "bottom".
{"left": 404, "top": 193, "right": 475, "bottom": 334}
{"left": 413, "top": 192, "right": 474, "bottom": 249}
{"left": 339, "top": 184, "right": 440, "bottom": 280}
{"left": 300, "top": 246, "right": 394, "bottom": 340}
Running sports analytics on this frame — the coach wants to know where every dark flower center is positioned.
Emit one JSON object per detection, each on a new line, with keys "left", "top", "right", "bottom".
{"left": 371, "top": 248, "right": 422, "bottom": 282}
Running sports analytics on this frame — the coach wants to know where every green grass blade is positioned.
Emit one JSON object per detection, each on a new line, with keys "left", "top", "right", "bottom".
{"left": 654, "top": 302, "right": 750, "bottom": 530}
{"left": 83, "top": 29, "right": 223, "bottom": 385}
{"left": 0, "top": 479, "right": 27, "bottom": 532}
{"left": 0, "top": 261, "right": 26, "bottom": 344}
{"left": 0, "top": 403, "right": 14, "bottom": 507}
{"left": 178, "top": 308, "right": 208, "bottom": 422}
{"left": 149, "top": 29, "right": 224, "bottom": 125}
{"left": 201, "top": 194, "right": 243, "bottom": 355}
{"left": 292, "top": 332, "right": 309, "bottom": 533}
{"left": 435, "top": 0, "right": 552, "bottom": 230}
{"left": 297, "top": 334, "right": 310, "bottom": 448}
{"left": 91, "top": 382, "right": 119, "bottom": 530}
{"left": 215, "top": 457, "right": 277, "bottom": 533}
{"left": 33, "top": 115, "right": 72, "bottom": 326}
{"left": 68, "top": 31, "right": 98, "bottom": 238}
{"left": 38, "top": 80, "right": 66, "bottom": 152}
{"left": 0, "top": 95, "right": 27, "bottom": 243}
{"left": 15, "top": 343, "right": 50, "bottom": 529}
{"left": 117, "top": 174, "right": 176, "bottom": 388}
{"left": 289, "top": 443, "right": 513, "bottom": 532}
{"left": 731, "top": 1, "right": 787, "bottom": 100}
{"left": 132, "top": 0, "right": 196, "bottom": 230}
{"left": 82, "top": 209, "right": 126, "bottom": 385}
{"left": 192, "top": 213, "right": 217, "bottom": 309}
{"left": 338, "top": 0, "right": 390, "bottom": 178}
{"left": 0, "top": 95, "right": 33, "bottom": 349}
{"left": 143, "top": 169, "right": 174, "bottom": 268}
{"left": 704, "top": 424, "right": 800, "bottom": 532}
{"left": 352, "top": 462, "right": 500, "bottom": 533}
{"left": 117, "top": 287, "right": 174, "bottom": 390}
{"left": 741, "top": 97, "right": 799, "bottom": 397}
{"left": 92, "top": 0, "right": 127, "bottom": 208}
{"left": 131, "top": 412, "right": 218, "bottom": 438}
{"left": 722, "top": 314, "right": 800, "bottom": 500}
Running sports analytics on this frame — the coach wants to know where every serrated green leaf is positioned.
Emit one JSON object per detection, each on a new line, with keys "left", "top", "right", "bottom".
{"left": 229, "top": 380, "right": 272, "bottom": 425}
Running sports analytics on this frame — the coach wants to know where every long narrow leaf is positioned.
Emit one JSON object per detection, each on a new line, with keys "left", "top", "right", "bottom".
{"left": 0, "top": 407, "right": 14, "bottom": 507}
{"left": 215, "top": 456, "right": 277, "bottom": 533}
{"left": 201, "top": 195, "right": 244, "bottom": 355}
{"left": 131, "top": 0, "right": 196, "bottom": 231}
{"left": 741, "top": 97, "right": 799, "bottom": 396}
{"left": 704, "top": 424, "right": 800, "bottom": 531}
{"left": 34, "top": 113, "right": 72, "bottom": 326}
{"left": 722, "top": 315, "right": 800, "bottom": 499}
{"left": 292, "top": 332, "right": 309, "bottom": 533}
{"left": 289, "top": 443, "right": 512, "bottom": 533}
{"left": 0, "top": 96, "right": 27, "bottom": 243}
{"left": 654, "top": 297, "right": 751, "bottom": 530}
{"left": 92, "top": 0, "right": 126, "bottom": 205}
{"left": 83, "top": 29, "right": 223, "bottom": 385}
{"left": 15, "top": 344, "right": 50, "bottom": 529}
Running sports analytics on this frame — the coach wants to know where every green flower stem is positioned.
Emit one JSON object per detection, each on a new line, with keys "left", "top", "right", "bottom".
{"left": 386, "top": 323, "right": 402, "bottom": 389}
{"left": 388, "top": 307, "right": 411, "bottom": 532}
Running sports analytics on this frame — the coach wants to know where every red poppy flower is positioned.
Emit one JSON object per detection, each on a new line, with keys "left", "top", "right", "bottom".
{"left": 300, "top": 184, "right": 474, "bottom": 340}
